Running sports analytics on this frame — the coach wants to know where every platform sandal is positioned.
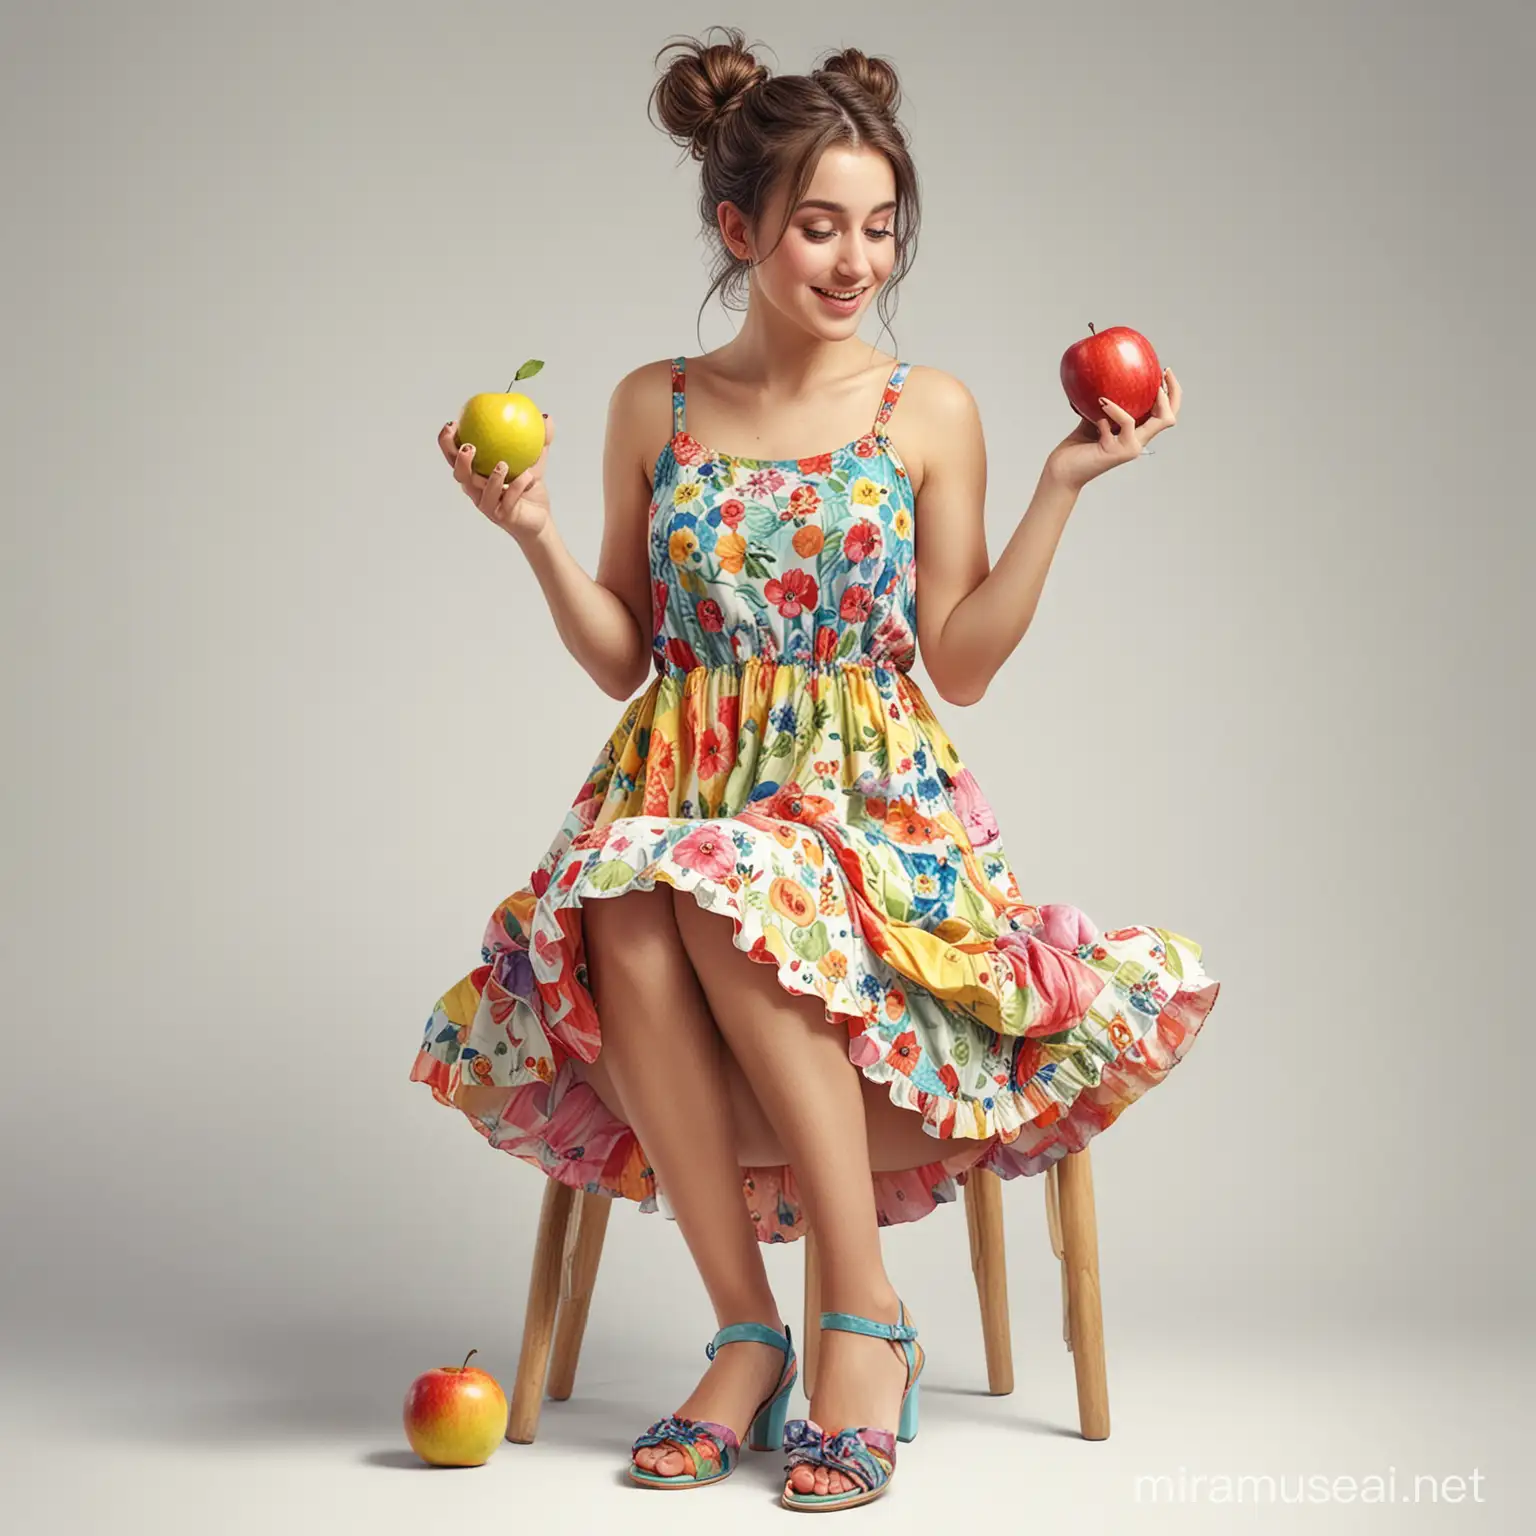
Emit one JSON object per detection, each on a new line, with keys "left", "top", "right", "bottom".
{"left": 779, "top": 1299, "right": 923, "bottom": 1512}
{"left": 627, "top": 1319, "right": 798, "bottom": 1490}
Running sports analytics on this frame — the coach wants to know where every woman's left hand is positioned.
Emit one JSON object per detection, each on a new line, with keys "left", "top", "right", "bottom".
{"left": 1044, "top": 367, "right": 1180, "bottom": 492}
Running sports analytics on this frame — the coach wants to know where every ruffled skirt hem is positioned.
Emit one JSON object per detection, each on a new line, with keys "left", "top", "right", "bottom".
{"left": 410, "top": 842, "right": 1220, "bottom": 1244}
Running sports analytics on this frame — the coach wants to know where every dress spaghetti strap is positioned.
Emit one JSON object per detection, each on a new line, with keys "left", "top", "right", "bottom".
{"left": 671, "top": 356, "right": 688, "bottom": 437}
{"left": 873, "top": 359, "right": 912, "bottom": 442}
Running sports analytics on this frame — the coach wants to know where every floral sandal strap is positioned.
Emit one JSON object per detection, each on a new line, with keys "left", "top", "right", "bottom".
{"left": 632, "top": 1413, "right": 740, "bottom": 1478}
{"left": 783, "top": 1419, "right": 896, "bottom": 1493}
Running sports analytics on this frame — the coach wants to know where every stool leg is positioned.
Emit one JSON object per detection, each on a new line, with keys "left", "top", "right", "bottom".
{"left": 507, "top": 1177, "right": 576, "bottom": 1443}
{"left": 1056, "top": 1148, "right": 1110, "bottom": 1439}
{"left": 1044, "top": 1162, "right": 1070, "bottom": 1349}
{"left": 547, "top": 1190, "right": 612, "bottom": 1400}
{"left": 803, "top": 1225, "right": 822, "bottom": 1399}
{"left": 963, "top": 1166, "right": 1014, "bottom": 1394}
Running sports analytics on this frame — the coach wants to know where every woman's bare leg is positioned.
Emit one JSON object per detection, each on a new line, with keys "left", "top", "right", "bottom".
{"left": 588, "top": 1040, "right": 951, "bottom": 1173}
{"left": 579, "top": 887, "right": 790, "bottom": 1479}
{"left": 670, "top": 892, "right": 917, "bottom": 1499}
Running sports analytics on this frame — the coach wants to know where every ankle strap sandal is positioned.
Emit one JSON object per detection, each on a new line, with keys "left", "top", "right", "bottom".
{"left": 780, "top": 1299, "right": 924, "bottom": 1512}
{"left": 628, "top": 1319, "right": 798, "bottom": 1490}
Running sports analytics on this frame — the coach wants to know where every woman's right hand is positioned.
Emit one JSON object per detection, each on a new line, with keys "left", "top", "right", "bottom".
{"left": 438, "top": 413, "right": 556, "bottom": 541}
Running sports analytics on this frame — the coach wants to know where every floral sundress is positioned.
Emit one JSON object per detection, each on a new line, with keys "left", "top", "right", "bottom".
{"left": 411, "top": 355, "right": 1221, "bottom": 1243}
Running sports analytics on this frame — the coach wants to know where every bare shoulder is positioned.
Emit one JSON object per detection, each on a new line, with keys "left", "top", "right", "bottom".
{"left": 606, "top": 358, "right": 676, "bottom": 490}
{"left": 893, "top": 365, "right": 983, "bottom": 495}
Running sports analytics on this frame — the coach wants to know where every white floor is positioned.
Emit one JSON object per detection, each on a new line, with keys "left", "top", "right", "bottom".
{"left": 2, "top": 1318, "right": 1527, "bottom": 1535}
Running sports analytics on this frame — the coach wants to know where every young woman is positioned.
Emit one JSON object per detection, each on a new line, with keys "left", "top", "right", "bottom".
{"left": 413, "top": 26, "right": 1220, "bottom": 1514}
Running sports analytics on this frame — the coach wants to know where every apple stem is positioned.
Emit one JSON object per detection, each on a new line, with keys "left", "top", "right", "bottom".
{"left": 459, "top": 1348, "right": 478, "bottom": 1373}
{"left": 1088, "top": 323, "right": 1096, "bottom": 335}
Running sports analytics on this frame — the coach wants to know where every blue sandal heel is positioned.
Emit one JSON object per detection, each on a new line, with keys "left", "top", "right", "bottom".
{"left": 628, "top": 1319, "right": 798, "bottom": 1490}
{"left": 780, "top": 1299, "right": 924, "bottom": 1512}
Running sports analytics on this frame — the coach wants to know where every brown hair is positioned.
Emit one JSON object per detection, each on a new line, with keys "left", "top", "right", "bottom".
{"left": 648, "top": 26, "right": 921, "bottom": 352}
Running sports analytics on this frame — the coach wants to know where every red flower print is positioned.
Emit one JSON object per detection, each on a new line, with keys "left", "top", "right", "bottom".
{"left": 842, "top": 519, "right": 882, "bottom": 563}
{"left": 651, "top": 578, "right": 669, "bottom": 637}
{"left": 764, "top": 567, "right": 818, "bottom": 617}
{"left": 697, "top": 597, "right": 724, "bottom": 632}
{"left": 664, "top": 636, "right": 700, "bottom": 672}
{"left": 672, "top": 431, "right": 709, "bottom": 467}
{"left": 720, "top": 497, "right": 746, "bottom": 528}
{"left": 1012, "top": 1038, "right": 1043, "bottom": 1085}
{"left": 797, "top": 452, "right": 834, "bottom": 476}
{"left": 697, "top": 727, "right": 731, "bottom": 780}
{"left": 788, "top": 483, "right": 822, "bottom": 518}
{"left": 530, "top": 869, "right": 550, "bottom": 897}
{"left": 853, "top": 435, "right": 877, "bottom": 458}
{"left": 839, "top": 585, "right": 873, "bottom": 622}
{"left": 938, "top": 1062, "right": 960, "bottom": 1095}
{"left": 885, "top": 1029, "right": 920, "bottom": 1077}
{"left": 815, "top": 624, "right": 840, "bottom": 662}
{"left": 871, "top": 609, "right": 917, "bottom": 670}
{"left": 716, "top": 693, "right": 739, "bottom": 753}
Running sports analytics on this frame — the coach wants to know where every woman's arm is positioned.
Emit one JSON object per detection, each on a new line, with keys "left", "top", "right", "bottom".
{"left": 511, "top": 364, "right": 659, "bottom": 700}
{"left": 911, "top": 372, "right": 1079, "bottom": 707}
{"left": 912, "top": 365, "right": 1179, "bottom": 705}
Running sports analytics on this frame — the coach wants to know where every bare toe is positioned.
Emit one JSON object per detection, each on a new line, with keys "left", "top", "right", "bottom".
{"left": 634, "top": 1441, "right": 684, "bottom": 1476}
{"left": 787, "top": 1464, "right": 860, "bottom": 1498}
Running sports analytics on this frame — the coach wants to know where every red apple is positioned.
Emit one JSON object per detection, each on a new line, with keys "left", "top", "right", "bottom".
{"left": 403, "top": 1348, "right": 508, "bottom": 1467}
{"left": 1060, "top": 324, "right": 1163, "bottom": 429}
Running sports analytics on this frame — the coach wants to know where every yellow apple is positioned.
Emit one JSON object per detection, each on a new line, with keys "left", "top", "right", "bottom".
{"left": 454, "top": 358, "right": 546, "bottom": 480}
{"left": 402, "top": 1348, "right": 508, "bottom": 1467}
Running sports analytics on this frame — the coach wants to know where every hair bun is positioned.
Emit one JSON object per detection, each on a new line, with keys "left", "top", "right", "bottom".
{"left": 651, "top": 26, "right": 771, "bottom": 159}
{"left": 814, "top": 47, "right": 901, "bottom": 118}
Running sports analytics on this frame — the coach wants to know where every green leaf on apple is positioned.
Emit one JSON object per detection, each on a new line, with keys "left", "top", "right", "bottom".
{"left": 514, "top": 359, "right": 545, "bottom": 381}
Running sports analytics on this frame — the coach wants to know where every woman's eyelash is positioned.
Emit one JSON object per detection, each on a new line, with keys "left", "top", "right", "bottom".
{"left": 803, "top": 229, "right": 893, "bottom": 241}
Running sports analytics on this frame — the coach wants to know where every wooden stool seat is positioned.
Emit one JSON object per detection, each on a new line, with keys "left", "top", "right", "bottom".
{"left": 505, "top": 1153, "right": 1109, "bottom": 1445}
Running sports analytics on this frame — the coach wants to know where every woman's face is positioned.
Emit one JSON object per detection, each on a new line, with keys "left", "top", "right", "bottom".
{"left": 722, "top": 145, "right": 899, "bottom": 335}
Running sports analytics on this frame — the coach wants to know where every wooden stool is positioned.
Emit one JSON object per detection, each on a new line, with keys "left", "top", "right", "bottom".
{"left": 505, "top": 1153, "right": 1110, "bottom": 1444}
